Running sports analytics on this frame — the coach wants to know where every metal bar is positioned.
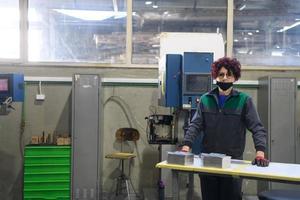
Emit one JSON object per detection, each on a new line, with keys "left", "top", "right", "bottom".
{"left": 19, "top": 0, "right": 28, "bottom": 62}
{"left": 22, "top": 76, "right": 300, "bottom": 88}
{"left": 24, "top": 76, "right": 158, "bottom": 84}
{"left": 22, "top": 76, "right": 260, "bottom": 85}
{"left": 226, "top": 0, "right": 234, "bottom": 57}
{"left": 126, "top": 0, "right": 133, "bottom": 65}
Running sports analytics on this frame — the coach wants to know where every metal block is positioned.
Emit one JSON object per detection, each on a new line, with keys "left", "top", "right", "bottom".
{"left": 167, "top": 151, "right": 194, "bottom": 165}
{"left": 201, "top": 153, "right": 231, "bottom": 168}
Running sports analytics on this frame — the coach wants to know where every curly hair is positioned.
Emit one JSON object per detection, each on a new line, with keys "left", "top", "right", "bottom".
{"left": 211, "top": 57, "right": 241, "bottom": 80}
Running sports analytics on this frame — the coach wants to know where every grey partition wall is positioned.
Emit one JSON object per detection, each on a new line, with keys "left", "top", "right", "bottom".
{"left": 257, "top": 76, "right": 297, "bottom": 190}
{"left": 72, "top": 74, "right": 102, "bottom": 199}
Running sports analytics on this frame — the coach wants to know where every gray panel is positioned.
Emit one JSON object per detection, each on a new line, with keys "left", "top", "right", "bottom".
{"left": 270, "top": 78, "right": 296, "bottom": 163}
{"left": 270, "top": 78, "right": 297, "bottom": 190}
{"left": 72, "top": 74, "right": 101, "bottom": 200}
{"left": 297, "top": 127, "right": 300, "bottom": 164}
{"left": 257, "top": 77, "right": 297, "bottom": 191}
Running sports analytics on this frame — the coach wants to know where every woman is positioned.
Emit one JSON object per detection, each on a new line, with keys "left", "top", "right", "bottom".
{"left": 182, "top": 57, "right": 269, "bottom": 200}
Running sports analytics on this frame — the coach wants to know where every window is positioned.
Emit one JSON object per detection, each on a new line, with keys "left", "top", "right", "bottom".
{"left": 28, "top": 0, "right": 127, "bottom": 63}
{"left": 234, "top": 0, "right": 300, "bottom": 66}
{"left": 3, "top": 0, "right": 300, "bottom": 68}
{"left": 132, "top": 0, "right": 227, "bottom": 64}
{"left": 0, "top": 0, "right": 19, "bottom": 59}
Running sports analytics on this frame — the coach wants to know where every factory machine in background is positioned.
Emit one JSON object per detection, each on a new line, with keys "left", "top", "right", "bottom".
{"left": 146, "top": 51, "right": 213, "bottom": 199}
{"left": 181, "top": 52, "right": 212, "bottom": 110}
{"left": 148, "top": 32, "right": 225, "bottom": 199}
{"left": 151, "top": 31, "right": 225, "bottom": 199}
{"left": 157, "top": 51, "right": 213, "bottom": 154}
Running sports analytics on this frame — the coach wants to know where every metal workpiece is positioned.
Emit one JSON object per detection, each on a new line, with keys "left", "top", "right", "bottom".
{"left": 167, "top": 151, "right": 194, "bottom": 165}
{"left": 201, "top": 153, "right": 231, "bottom": 168}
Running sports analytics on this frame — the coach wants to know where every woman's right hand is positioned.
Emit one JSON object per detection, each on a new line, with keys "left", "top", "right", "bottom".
{"left": 181, "top": 145, "right": 190, "bottom": 152}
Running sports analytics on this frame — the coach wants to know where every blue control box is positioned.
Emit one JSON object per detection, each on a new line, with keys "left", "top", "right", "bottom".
{"left": 0, "top": 74, "right": 24, "bottom": 102}
{"left": 182, "top": 52, "right": 213, "bottom": 109}
{"left": 159, "top": 54, "right": 182, "bottom": 107}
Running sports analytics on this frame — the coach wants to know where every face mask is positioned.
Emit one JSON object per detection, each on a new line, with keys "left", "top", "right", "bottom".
{"left": 216, "top": 81, "right": 233, "bottom": 91}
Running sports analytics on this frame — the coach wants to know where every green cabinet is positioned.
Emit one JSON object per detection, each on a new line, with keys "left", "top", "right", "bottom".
{"left": 24, "top": 146, "right": 71, "bottom": 200}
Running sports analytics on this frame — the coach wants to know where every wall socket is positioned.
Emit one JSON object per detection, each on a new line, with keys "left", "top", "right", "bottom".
{"left": 36, "top": 94, "right": 45, "bottom": 101}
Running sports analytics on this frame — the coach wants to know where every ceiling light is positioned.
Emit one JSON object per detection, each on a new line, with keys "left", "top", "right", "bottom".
{"left": 234, "top": 39, "right": 239, "bottom": 42}
{"left": 238, "top": 4, "right": 246, "bottom": 11}
{"left": 248, "top": 32, "right": 253, "bottom": 36}
{"left": 53, "top": 9, "right": 126, "bottom": 21}
{"left": 152, "top": 44, "right": 160, "bottom": 48}
{"left": 277, "top": 22, "right": 300, "bottom": 32}
{"left": 256, "top": 30, "right": 260, "bottom": 33}
{"left": 145, "top": 1, "right": 152, "bottom": 5}
{"left": 152, "top": 5, "right": 158, "bottom": 8}
{"left": 272, "top": 50, "right": 283, "bottom": 57}
{"left": 237, "top": 49, "right": 248, "bottom": 54}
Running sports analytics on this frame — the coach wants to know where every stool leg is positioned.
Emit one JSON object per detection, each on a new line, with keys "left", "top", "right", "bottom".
{"left": 125, "top": 179, "right": 131, "bottom": 200}
{"left": 113, "top": 158, "right": 140, "bottom": 199}
{"left": 115, "top": 160, "right": 126, "bottom": 197}
{"left": 116, "top": 176, "right": 120, "bottom": 196}
{"left": 128, "top": 178, "right": 137, "bottom": 195}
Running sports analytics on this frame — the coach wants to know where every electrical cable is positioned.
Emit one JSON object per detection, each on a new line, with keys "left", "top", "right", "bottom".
{"left": 104, "top": 95, "right": 153, "bottom": 163}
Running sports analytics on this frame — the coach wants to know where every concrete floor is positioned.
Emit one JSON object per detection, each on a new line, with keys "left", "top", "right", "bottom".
{"left": 243, "top": 196, "right": 259, "bottom": 200}
{"left": 142, "top": 188, "right": 259, "bottom": 200}
{"left": 103, "top": 193, "right": 259, "bottom": 200}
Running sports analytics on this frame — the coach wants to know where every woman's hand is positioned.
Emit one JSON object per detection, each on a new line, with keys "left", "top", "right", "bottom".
{"left": 181, "top": 145, "right": 190, "bottom": 152}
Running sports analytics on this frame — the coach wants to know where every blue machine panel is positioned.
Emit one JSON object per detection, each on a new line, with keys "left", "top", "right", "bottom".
{"left": 182, "top": 52, "right": 213, "bottom": 109}
{"left": 13, "top": 74, "right": 24, "bottom": 102}
{"left": 182, "top": 52, "right": 213, "bottom": 154}
{"left": 0, "top": 74, "right": 24, "bottom": 102}
{"left": 183, "top": 52, "right": 212, "bottom": 73}
{"left": 165, "top": 54, "right": 182, "bottom": 107}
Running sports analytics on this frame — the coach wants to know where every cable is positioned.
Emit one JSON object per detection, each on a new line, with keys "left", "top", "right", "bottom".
{"left": 103, "top": 95, "right": 155, "bottom": 163}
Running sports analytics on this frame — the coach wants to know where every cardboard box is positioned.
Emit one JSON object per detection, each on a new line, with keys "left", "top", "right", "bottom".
{"left": 63, "top": 137, "right": 71, "bottom": 145}
{"left": 31, "top": 136, "right": 40, "bottom": 144}
{"left": 56, "top": 137, "right": 71, "bottom": 145}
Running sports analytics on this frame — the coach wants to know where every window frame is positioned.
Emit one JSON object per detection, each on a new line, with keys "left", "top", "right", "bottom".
{"left": 0, "top": 0, "right": 299, "bottom": 70}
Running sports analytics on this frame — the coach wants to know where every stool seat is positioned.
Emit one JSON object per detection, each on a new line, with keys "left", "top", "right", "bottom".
{"left": 259, "top": 189, "right": 300, "bottom": 200}
{"left": 105, "top": 152, "right": 136, "bottom": 160}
